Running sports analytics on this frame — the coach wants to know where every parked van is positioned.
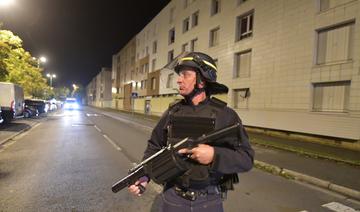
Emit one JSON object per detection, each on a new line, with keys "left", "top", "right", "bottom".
{"left": 0, "top": 82, "right": 25, "bottom": 123}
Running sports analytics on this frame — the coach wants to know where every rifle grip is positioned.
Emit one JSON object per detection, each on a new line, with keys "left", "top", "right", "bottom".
{"left": 138, "top": 184, "right": 146, "bottom": 194}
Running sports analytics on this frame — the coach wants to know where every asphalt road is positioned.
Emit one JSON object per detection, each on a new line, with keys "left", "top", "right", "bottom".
{"left": 0, "top": 108, "right": 359, "bottom": 212}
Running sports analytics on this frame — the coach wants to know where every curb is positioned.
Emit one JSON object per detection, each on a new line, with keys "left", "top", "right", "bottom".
{"left": 0, "top": 125, "right": 32, "bottom": 146}
{"left": 254, "top": 160, "right": 360, "bottom": 201}
{"left": 90, "top": 107, "right": 360, "bottom": 201}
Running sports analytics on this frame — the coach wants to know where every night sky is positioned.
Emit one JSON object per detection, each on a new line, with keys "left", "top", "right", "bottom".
{"left": 0, "top": 0, "right": 170, "bottom": 87}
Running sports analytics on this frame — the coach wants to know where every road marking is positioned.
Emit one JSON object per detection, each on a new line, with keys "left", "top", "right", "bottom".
{"left": 94, "top": 125, "right": 102, "bottom": 132}
{"left": 322, "top": 202, "right": 358, "bottom": 212}
{"left": 86, "top": 113, "right": 102, "bottom": 117}
{"left": 103, "top": 134, "right": 121, "bottom": 151}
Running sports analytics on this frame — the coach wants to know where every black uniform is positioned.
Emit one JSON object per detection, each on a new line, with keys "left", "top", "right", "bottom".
{"left": 143, "top": 97, "right": 254, "bottom": 212}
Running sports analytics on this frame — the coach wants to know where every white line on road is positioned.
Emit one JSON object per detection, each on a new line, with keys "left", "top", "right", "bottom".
{"left": 322, "top": 202, "right": 358, "bottom": 212}
{"left": 103, "top": 134, "right": 122, "bottom": 151}
{"left": 94, "top": 125, "right": 102, "bottom": 133}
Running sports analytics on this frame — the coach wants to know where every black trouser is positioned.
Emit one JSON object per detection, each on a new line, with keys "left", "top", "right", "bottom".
{"left": 159, "top": 185, "right": 224, "bottom": 212}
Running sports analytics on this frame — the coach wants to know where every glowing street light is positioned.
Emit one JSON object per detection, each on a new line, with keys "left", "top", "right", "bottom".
{"left": 46, "top": 73, "right": 56, "bottom": 87}
{"left": 0, "top": 0, "right": 15, "bottom": 7}
{"left": 32, "top": 56, "right": 47, "bottom": 68}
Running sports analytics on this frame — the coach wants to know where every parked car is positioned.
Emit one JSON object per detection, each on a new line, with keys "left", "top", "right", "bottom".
{"left": 23, "top": 103, "right": 39, "bottom": 118}
{"left": 24, "top": 99, "right": 46, "bottom": 115}
{"left": 64, "top": 98, "right": 80, "bottom": 110}
{"left": 0, "top": 82, "right": 24, "bottom": 123}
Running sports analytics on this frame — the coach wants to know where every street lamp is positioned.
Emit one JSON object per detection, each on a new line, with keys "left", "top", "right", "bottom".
{"left": 32, "top": 56, "right": 47, "bottom": 68}
{"left": 0, "top": 0, "right": 15, "bottom": 7}
{"left": 46, "top": 73, "right": 56, "bottom": 87}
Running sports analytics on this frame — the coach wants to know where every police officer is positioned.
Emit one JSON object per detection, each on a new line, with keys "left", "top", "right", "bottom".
{"left": 128, "top": 52, "right": 254, "bottom": 212}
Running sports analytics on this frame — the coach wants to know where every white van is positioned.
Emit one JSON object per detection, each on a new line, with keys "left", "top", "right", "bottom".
{"left": 0, "top": 82, "right": 25, "bottom": 123}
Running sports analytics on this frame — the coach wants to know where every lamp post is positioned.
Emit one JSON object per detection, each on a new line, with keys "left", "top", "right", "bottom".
{"left": 32, "top": 56, "right": 47, "bottom": 69}
{"left": 46, "top": 73, "right": 56, "bottom": 87}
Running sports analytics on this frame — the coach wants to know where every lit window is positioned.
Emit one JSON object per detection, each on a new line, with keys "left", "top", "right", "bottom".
{"left": 236, "top": 11, "right": 254, "bottom": 41}
{"left": 234, "top": 50, "right": 251, "bottom": 78}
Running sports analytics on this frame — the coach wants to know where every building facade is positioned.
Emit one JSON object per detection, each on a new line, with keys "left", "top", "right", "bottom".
{"left": 111, "top": 0, "right": 360, "bottom": 140}
{"left": 86, "top": 67, "right": 112, "bottom": 108}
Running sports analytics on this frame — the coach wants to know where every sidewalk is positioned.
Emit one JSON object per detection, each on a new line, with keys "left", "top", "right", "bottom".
{"left": 87, "top": 106, "right": 360, "bottom": 200}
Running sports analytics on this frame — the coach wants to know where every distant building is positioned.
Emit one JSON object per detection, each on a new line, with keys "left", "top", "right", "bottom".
{"left": 111, "top": 0, "right": 360, "bottom": 141}
{"left": 86, "top": 67, "right": 112, "bottom": 107}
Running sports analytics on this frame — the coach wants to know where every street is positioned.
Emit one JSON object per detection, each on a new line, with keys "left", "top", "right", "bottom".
{"left": 0, "top": 108, "right": 359, "bottom": 212}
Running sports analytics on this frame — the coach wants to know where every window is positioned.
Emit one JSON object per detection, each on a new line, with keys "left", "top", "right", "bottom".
{"left": 169, "top": 28, "right": 175, "bottom": 44}
{"left": 184, "top": 0, "right": 189, "bottom": 8}
{"left": 152, "top": 41, "right": 157, "bottom": 54}
{"left": 211, "top": 0, "right": 221, "bottom": 16}
{"left": 190, "top": 38, "right": 198, "bottom": 52}
{"left": 183, "top": 17, "right": 190, "bottom": 33}
{"left": 141, "top": 80, "right": 147, "bottom": 89}
{"left": 319, "top": 0, "right": 343, "bottom": 11}
{"left": 192, "top": 11, "right": 199, "bottom": 27}
{"left": 151, "top": 77, "right": 156, "bottom": 90}
{"left": 234, "top": 50, "right": 251, "bottom": 78}
{"left": 233, "top": 88, "right": 250, "bottom": 109}
{"left": 152, "top": 59, "right": 156, "bottom": 71}
{"left": 313, "top": 81, "right": 350, "bottom": 112}
{"left": 166, "top": 73, "right": 174, "bottom": 88}
{"left": 316, "top": 22, "right": 354, "bottom": 65}
{"left": 236, "top": 11, "right": 254, "bottom": 41}
{"left": 209, "top": 27, "right": 220, "bottom": 47}
{"left": 169, "top": 7, "right": 175, "bottom": 23}
{"left": 168, "top": 50, "right": 174, "bottom": 63}
{"left": 182, "top": 43, "right": 189, "bottom": 52}
{"left": 145, "top": 63, "right": 149, "bottom": 73}
{"left": 145, "top": 46, "right": 149, "bottom": 56}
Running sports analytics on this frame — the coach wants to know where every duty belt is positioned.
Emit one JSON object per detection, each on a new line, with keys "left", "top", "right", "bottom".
{"left": 173, "top": 185, "right": 220, "bottom": 201}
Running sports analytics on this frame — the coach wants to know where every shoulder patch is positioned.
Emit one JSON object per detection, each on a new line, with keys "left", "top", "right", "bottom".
{"left": 210, "top": 97, "right": 227, "bottom": 108}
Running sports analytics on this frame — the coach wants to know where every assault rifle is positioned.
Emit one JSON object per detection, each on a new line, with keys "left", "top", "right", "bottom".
{"left": 111, "top": 123, "right": 240, "bottom": 193}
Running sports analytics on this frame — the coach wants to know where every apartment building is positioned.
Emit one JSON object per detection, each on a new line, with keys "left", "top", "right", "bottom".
{"left": 86, "top": 67, "right": 112, "bottom": 108}
{"left": 111, "top": 0, "right": 360, "bottom": 141}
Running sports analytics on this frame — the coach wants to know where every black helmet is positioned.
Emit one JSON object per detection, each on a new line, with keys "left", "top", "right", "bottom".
{"left": 174, "top": 52, "right": 228, "bottom": 95}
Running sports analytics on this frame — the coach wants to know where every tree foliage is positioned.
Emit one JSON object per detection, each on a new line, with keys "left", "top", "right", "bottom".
{"left": 0, "top": 28, "right": 51, "bottom": 99}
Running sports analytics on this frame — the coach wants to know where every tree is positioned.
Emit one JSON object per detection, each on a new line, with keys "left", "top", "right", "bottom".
{"left": 0, "top": 28, "right": 51, "bottom": 99}
{"left": 53, "top": 86, "right": 71, "bottom": 100}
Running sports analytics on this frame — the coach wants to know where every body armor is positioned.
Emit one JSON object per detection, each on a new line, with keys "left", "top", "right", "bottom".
{"left": 166, "top": 97, "right": 227, "bottom": 188}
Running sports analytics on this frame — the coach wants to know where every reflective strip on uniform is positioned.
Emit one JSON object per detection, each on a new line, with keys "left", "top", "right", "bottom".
{"left": 180, "top": 57, "right": 217, "bottom": 71}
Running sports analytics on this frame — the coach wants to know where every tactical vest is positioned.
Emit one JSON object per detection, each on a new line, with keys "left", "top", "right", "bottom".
{"left": 166, "top": 97, "right": 227, "bottom": 188}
